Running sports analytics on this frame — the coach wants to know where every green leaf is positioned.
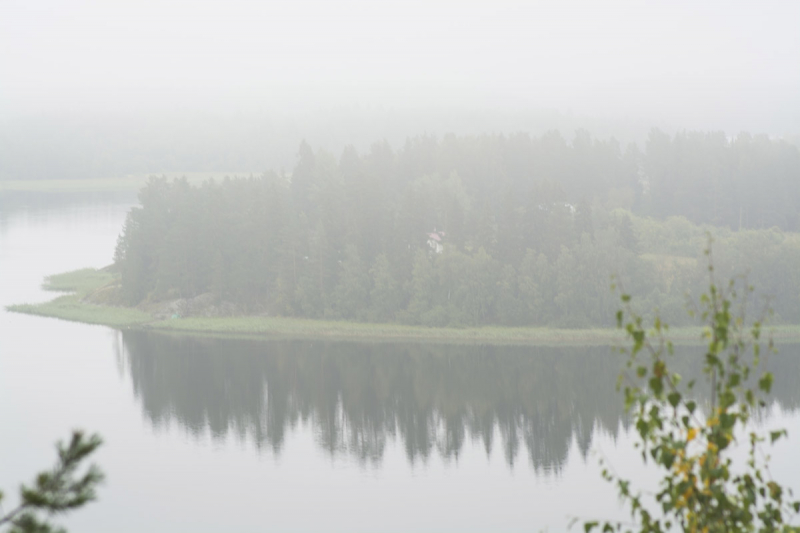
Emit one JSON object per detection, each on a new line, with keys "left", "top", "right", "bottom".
{"left": 649, "top": 376, "right": 663, "bottom": 396}
{"left": 585, "top": 521, "right": 599, "bottom": 533}
{"left": 667, "top": 392, "right": 681, "bottom": 408}
{"left": 720, "top": 390, "right": 736, "bottom": 410}
{"left": 759, "top": 373, "right": 774, "bottom": 393}
{"left": 660, "top": 449, "right": 676, "bottom": 468}
{"left": 632, "top": 330, "right": 645, "bottom": 351}
{"left": 770, "top": 430, "right": 786, "bottom": 444}
{"left": 720, "top": 412, "right": 736, "bottom": 429}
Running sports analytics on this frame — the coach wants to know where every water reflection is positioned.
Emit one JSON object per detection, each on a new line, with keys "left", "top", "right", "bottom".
{"left": 119, "top": 331, "right": 800, "bottom": 474}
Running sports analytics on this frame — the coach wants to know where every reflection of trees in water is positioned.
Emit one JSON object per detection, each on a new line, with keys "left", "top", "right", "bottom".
{"left": 118, "top": 331, "right": 800, "bottom": 474}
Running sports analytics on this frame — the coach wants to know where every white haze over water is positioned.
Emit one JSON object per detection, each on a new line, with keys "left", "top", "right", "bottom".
{"left": 2, "top": 0, "right": 799, "bottom": 136}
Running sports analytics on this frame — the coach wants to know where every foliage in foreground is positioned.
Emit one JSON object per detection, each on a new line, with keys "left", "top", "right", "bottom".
{"left": 0, "top": 431, "right": 103, "bottom": 533}
{"left": 581, "top": 247, "right": 799, "bottom": 532}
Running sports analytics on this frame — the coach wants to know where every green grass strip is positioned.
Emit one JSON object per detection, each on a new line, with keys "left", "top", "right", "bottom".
{"left": 9, "top": 267, "right": 800, "bottom": 346}
{"left": 43, "top": 268, "right": 117, "bottom": 295}
{"left": 8, "top": 295, "right": 153, "bottom": 328}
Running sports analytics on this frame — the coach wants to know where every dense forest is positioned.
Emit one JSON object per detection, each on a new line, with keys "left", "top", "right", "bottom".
{"left": 114, "top": 129, "right": 800, "bottom": 327}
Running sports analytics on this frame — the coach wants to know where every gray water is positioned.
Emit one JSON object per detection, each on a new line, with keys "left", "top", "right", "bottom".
{"left": 1, "top": 197, "right": 799, "bottom": 532}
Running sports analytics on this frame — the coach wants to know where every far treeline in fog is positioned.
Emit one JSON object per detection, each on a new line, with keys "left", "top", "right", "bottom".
{"left": 114, "top": 129, "right": 800, "bottom": 328}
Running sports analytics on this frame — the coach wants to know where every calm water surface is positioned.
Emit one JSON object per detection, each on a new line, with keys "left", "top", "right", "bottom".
{"left": 1, "top": 197, "right": 799, "bottom": 532}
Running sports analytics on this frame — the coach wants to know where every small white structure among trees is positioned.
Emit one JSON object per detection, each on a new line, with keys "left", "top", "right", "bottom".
{"left": 426, "top": 230, "right": 445, "bottom": 254}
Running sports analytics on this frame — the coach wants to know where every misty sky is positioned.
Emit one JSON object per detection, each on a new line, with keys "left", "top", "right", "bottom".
{"left": 2, "top": 0, "right": 799, "bottom": 134}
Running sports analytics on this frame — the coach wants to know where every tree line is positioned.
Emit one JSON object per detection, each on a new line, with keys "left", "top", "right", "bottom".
{"left": 114, "top": 131, "right": 800, "bottom": 327}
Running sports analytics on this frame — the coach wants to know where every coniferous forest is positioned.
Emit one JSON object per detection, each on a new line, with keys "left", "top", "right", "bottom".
{"left": 114, "top": 129, "right": 800, "bottom": 328}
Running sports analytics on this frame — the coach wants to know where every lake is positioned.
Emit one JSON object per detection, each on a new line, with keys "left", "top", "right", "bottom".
{"left": 1, "top": 195, "right": 799, "bottom": 532}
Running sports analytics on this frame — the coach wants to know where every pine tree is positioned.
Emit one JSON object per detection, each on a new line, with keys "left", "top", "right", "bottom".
{"left": 0, "top": 431, "right": 103, "bottom": 533}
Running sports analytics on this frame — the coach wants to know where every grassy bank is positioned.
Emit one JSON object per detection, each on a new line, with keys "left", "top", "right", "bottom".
{"left": 43, "top": 268, "right": 118, "bottom": 294}
{"left": 7, "top": 289, "right": 629, "bottom": 345}
{"left": 9, "top": 267, "right": 800, "bottom": 346}
{"left": 151, "top": 316, "right": 634, "bottom": 345}
{"left": 9, "top": 294, "right": 154, "bottom": 328}
{"left": 8, "top": 268, "right": 153, "bottom": 327}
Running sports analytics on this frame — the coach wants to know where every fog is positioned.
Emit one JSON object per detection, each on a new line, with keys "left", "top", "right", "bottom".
{"left": 3, "top": 0, "right": 799, "bottom": 135}
{"left": 5, "top": 3, "right": 800, "bottom": 531}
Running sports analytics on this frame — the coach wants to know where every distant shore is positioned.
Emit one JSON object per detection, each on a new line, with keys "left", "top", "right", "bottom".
{"left": 0, "top": 174, "right": 255, "bottom": 194}
{"left": 9, "top": 267, "right": 800, "bottom": 347}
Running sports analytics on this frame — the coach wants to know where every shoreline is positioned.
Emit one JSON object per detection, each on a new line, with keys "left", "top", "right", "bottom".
{"left": 0, "top": 174, "right": 259, "bottom": 194}
{"left": 9, "top": 268, "right": 800, "bottom": 347}
{"left": 7, "top": 293, "right": 633, "bottom": 346}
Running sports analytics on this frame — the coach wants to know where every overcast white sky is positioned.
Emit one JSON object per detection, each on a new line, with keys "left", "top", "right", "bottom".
{"left": 2, "top": 0, "right": 799, "bottom": 134}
